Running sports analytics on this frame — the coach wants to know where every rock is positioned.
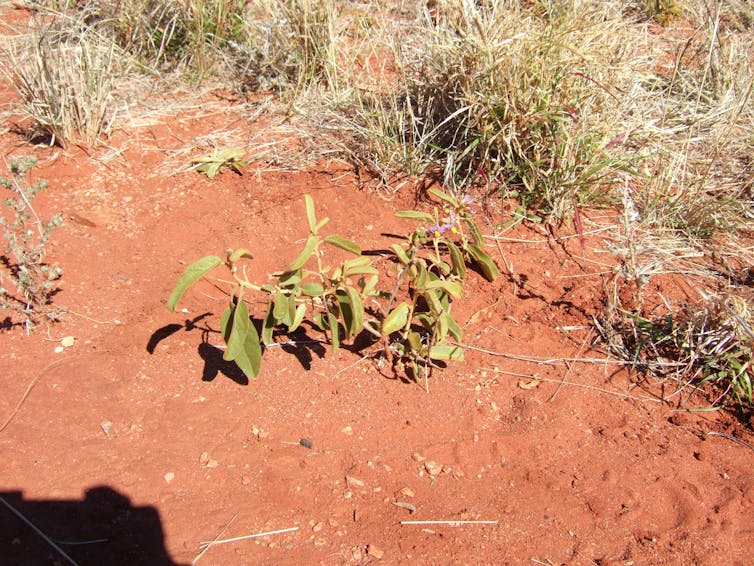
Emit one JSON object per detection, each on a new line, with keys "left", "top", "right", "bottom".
{"left": 399, "top": 487, "right": 415, "bottom": 498}
{"left": 424, "top": 460, "right": 442, "bottom": 476}
{"left": 341, "top": 425, "right": 353, "bottom": 435}
{"left": 312, "top": 522, "right": 324, "bottom": 532}
{"left": 411, "top": 452, "right": 425, "bottom": 462}
{"left": 164, "top": 472, "right": 175, "bottom": 484}
{"left": 100, "top": 421, "right": 113, "bottom": 438}
{"left": 61, "top": 336, "right": 75, "bottom": 348}
{"left": 367, "top": 544, "right": 384, "bottom": 559}
{"left": 346, "top": 475, "right": 365, "bottom": 488}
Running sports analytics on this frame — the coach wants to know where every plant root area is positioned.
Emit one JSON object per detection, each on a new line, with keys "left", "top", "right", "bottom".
{"left": 1, "top": 95, "right": 753, "bottom": 566}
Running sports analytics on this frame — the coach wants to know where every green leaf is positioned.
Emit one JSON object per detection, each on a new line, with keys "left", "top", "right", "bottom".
{"left": 463, "top": 214, "right": 484, "bottom": 246}
{"left": 168, "top": 255, "right": 222, "bottom": 311}
{"left": 423, "top": 288, "right": 443, "bottom": 315}
{"left": 228, "top": 248, "right": 254, "bottom": 263}
{"left": 304, "top": 194, "right": 317, "bottom": 233}
{"left": 324, "top": 235, "right": 362, "bottom": 255}
{"left": 396, "top": 210, "right": 435, "bottom": 223}
{"left": 289, "top": 235, "right": 318, "bottom": 270}
{"left": 391, "top": 244, "right": 410, "bottom": 265}
{"left": 428, "top": 188, "right": 456, "bottom": 207}
{"left": 447, "top": 241, "right": 466, "bottom": 280}
{"left": 429, "top": 343, "right": 464, "bottom": 361}
{"left": 345, "top": 286, "right": 364, "bottom": 337}
{"left": 445, "top": 313, "right": 463, "bottom": 342}
{"left": 262, "top": 301, "right": 275, "bottom": 345}
{"left": 468, "top": 244, "right": 500, "bottom": 282}
{"left": 224, "top": 300, "right": 250, "bottom": 362}
{"left": 273, "top": 291, "right": 293, "bottom": 326}
{"left": 382, "top": 302, "right": 409, "bottom": 335}
{"left": 301, "top": 282, "right": 325, "bottom": 296}
{"left": 277, "top": 270, "right": 301, "bottom": 288}
{"left": 328, "top": 309, "right": 340, "bottom": 353}
{"left": 425, "top": 279, "right": 463, "bottom": 298}
{"left": 343, "top": 257, "right": 377, "bottom": 277}
{"left": 290, "top": 303, "right": 307, "bottom": 332}
{"left": 232, "top": 322, "right": 262, "bottom": 379}
{"left": 220, "top": 305, "right": 232, "bottom": 341}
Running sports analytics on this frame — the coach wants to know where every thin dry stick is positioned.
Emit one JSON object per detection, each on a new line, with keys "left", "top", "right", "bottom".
{"left": 454, "top": 342, "right": 642, "bottom": 366}
{"left": 192, "top": 513, "right": 237, "bottom": 566}
{"left": 199, "top": 526, "right": 299, "bottom": 549}
{"left": 0, "top": 496, "right": 79, "bottom": 566}
{"left": 400, "top": 520, "right": 498, "bottom": 525}
{"left": 548, "top": 329, "right": 594, "bottom": 402}
{"left": 0, "top": 356, "right": 77, "bottom": 433}
{"left": 706, "top": 431, "right": 754, "bottom": 453}
{"left": 485, "top": 368, "right": 662, "bottom": 403}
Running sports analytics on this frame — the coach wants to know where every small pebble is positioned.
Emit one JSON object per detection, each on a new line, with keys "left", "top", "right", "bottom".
{"left": 164, "top": 472, "right": 175, "bottom": 484}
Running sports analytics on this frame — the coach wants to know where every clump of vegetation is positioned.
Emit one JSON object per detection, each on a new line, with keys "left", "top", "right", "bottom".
{"left": 191, "top": 147, "right": 249, "bottom": 178}
{"left": 0, "top": 19, "right": 116, "bottom": 147}
{"left": 329, "top": 0, "right": 637, "bottom": 220}
{"left": 0, "top": 157, "right": 64, "bottom": 331}
{"left": 168, "top": 191, "right": 498, "bottom": 383}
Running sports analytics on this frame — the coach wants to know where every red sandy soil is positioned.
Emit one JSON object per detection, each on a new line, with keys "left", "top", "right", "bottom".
{"left": 1, "top": 37, "right": 754, "bottom": 566}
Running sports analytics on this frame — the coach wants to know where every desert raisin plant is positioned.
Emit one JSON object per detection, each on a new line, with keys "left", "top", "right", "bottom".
{"left": 0, "top": 157, "right": 64, "bottom": 331}
{"left": 168, "top": 189, "right": 498, "bottom": 381}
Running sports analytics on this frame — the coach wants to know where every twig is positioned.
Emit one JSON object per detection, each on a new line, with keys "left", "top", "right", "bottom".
{"left": 192, "top": 514, "right": 237, "bottom": 565}
{"left": 199, "top": 526, "right": 299, "bottom": 549}
{"left": 0, "top": 496, "right": 79, "bottom": 566}
{"left": 706, "top": 431, "right": 754, "bottom": 452}
{"left": 548, "top": 329, "right": 593, "bottom": 402}
{"left": 485, "top": 367, "right": 663, "bottom": 403}
{"left": 400, "top": 520, "right": 498, "bottom": 525}
{"left": 454, "top": 342, "right": 645, "bottom": 366}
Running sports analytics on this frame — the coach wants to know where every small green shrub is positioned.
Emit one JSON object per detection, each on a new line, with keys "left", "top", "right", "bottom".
{"left": 0, "top": 157, "right": 64, "bottom": 331}
{"left": 168, "top": 189, "right": 498, "bottom": 382}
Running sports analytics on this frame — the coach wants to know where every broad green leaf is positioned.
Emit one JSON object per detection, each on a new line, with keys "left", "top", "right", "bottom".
{"left": 425, "top": 279, "right": 463, "bottom": 298}
{"left": 446, "top": 313, "right": 463, "bottom": 342}
{"left": 328, "top": 309, "right": 340, "bottom": 353}
{"left": 262, "top": 301, "right": 275, "bottom": 345}
{"left": 407, "top": 331, "right": 423, "bottom": 351}
{"left": 447, "top": 241, "right": 466, "bottom": 280}
{"left": 463, "top": 214, "right": 484, "bottom": 246}
{"left": 232, "top": 320, "right": 262, "bottom": 379}
{"left": 324, "top": 235, "right": 362, "bottom": 255}
{"left": 396, "top": 210, "right": 435, "bottom": 223}
{"left": 345, "top": 286, "right": 364, "bottom": 337}
{"left": 428, "top": 188, "right": 456, "bottom": 206}
{"left": 277, "top": 270, "right": 301, "bottom": 287}
{"left": 429, "top": 343, "right": 464, "bottom": 361}
{"left": 273, "top": 291, "right": 293, "bottom": 326}
{"left": 336, "top": 289, "right": 358, "bottom": 339}
{"left": 289, "top": 235, "right": 318, "bottom": 270}
{"left": 423, "top": 288, "right": 443, "bottom": 315}
{"left": 228, "top": 248, "right": 254, "bottom": 263}
{"left": 313, "top": 311, "right": 326, "bottom": 331}
{"left": 168, "top": 255, "right": 222, "bottom": 311}
{"left": 362, "top": 274, "right": 378, "bottom": 296}
{"left": 301, "top": 282, "right": 325, "bottom": 296}
{"left": 468, "top": 244, "right": 500, "bottom": 282}
{"left": 290, "top": 303, "right": 307, "bottom": 332}
{"left": 343, "top": 257, "right": 377, "bottom": 277}
{"left": 224, "top": 300, "right": 250, "bottom": 361}
{"left": 382, "top": 302, "right": 409, "bottom": 335}
{"left": 220, "top": 305, "right": 232, "bottom": 341}
{"left": 304, "top": 194, "right": 317, "bottom": 233}
{"left": 391, "top": 244, "right": 410, "bottom": 265}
